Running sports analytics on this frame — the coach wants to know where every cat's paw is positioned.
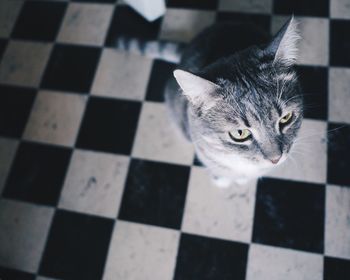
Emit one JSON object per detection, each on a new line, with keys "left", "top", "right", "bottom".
{"left": 211, "top": 176, "right": 232, "bottom": 188}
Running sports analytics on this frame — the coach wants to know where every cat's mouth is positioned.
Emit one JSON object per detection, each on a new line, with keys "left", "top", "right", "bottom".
{"left": 269, "top": 155, "right": 282, "bottom": 165}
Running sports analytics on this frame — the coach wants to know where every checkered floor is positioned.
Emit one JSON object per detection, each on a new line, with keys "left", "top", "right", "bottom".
{"left": 0, "top": 0, "right": 349, "bottom": 279}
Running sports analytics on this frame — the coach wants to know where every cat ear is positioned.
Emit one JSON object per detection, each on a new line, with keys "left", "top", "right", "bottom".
{"left": 173, "top": 69, "right": 221, "bottom": 104}
{"left": 265, "top": 16, "right": 300, "bottom": 66}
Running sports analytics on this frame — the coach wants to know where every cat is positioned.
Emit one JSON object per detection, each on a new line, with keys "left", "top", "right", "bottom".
{"left": 118, "top": 17, "right": 303, "bottom": 187}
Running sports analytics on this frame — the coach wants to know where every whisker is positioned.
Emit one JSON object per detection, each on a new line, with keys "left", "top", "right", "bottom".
{"left": 291, "top": 145, "right": 314, "bottom": 152}
{"left": 290, "top": 150, "right": 312, "bottom": 156}
{"left": 291, "top": 144, "right": 312, "bottom": 151}
{"left": 280, "top": 94, "right": 303, "bottom": 107}
{"left": 326, "top": 124, "right": 348, "bottom": 134}
{"left": 302, "top": 104, "right": 326, "bottom": 109}
{"left": 286, "top": 154, "right": 299, "bottom": 171}
{"left": 191, "top": 138, "right": 205, "bottom": 145}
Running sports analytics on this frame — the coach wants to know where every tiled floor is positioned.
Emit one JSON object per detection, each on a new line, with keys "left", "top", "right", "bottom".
{"left": 0, "top": 0, "right": 350, "bottom": 279}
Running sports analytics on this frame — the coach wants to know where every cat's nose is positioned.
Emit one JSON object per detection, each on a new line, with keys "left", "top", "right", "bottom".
{"left": 270, "top": 156, "right": 282, "bottom": 164}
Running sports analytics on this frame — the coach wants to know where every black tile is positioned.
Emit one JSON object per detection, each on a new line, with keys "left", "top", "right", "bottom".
{"left": 296, "top": 66, "right": 328, "bottom": 120}
{"left": 216, "top": 12, "right": 271, "bottom": 34}
{"left": 0, "top": 266, "right": 35, "bottom": 280}
{"left": 145, "top": 59, "right": 176, "bottom": 102}
{"left": 119, "top": 159, "right": 190, "bottom": 229}
{"left": 273, "top": 0, "right": 329, "bottom": 17}
{"left": 0, "top": 39, "right": 7, "bottom": 60}
{"left": 0, "top": 85, "right": 36, "bottom": 138}
{"left": 167, "top": 0, "right": 218, "bottom": 10}
{"left": 252, "top": 178, "right": 325, "bottom": 253}
{"left": 105, "top": 6, "right": 162, "bottom": 46}
{"left": 76, "top": 97, "right": 141, "bottom": 155}
{"left": 41, "top": 44, "right": 101, "bottom": 93}
{"left": 324, "top": 257, "right": 350, "bottom": 280}
{"left": 39, "top": 210, "right": 114, "bottom": 280}
{"left": 12, "top": 1, "right": 67, "bottom": 41}
{"left": 174, "top": 233, "right": 248, "bottom": 280}
{"left": 330, "top": 20, "right": 350, "bottom": 67}
{"left": 3, "top": 142, "right": 71, "bottom": 206}
{"left": 327, "top": 123, "right": 350, "bottom": 186}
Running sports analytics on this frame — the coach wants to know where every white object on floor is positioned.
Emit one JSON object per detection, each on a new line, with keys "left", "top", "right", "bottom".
{"left": 123, "top": 0, "right": 166, "bottom": 21}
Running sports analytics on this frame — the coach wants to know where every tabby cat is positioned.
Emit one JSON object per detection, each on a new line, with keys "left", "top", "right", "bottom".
{"left": 118, "top": 17, "right": 303, "bottom": 187}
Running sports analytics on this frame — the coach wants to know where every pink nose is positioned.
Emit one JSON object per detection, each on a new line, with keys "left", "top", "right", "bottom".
{"left": 270, "top": 156, "right": 282, "bottom": 164}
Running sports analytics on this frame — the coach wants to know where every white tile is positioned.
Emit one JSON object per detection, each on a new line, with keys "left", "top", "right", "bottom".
{"left": 57, "top": 3, "right": 114, "bottom": 46}
{"left": 132, "top": 102, "right": 194, "bottom": 166}
{"left": 329, "top": 67, "right": 350, "bottom": 124}
{"left": 159, "top": 8, "right": 216, "bottom": 43}
{"left": 0, "top": 137, "right": 18, "bottom": 194}
{"left": 295, "top": 17, "right": 329, "bottom": 66}
{"left": 325, "top": 184, "right": 350, "bottom": 259}
{"left": 331, "top": 0, "right": 350, "bottom": 19}
{"left": 23, "top": 91, "right": 87, "bottom": 147}
{"left": 267, "top": 119, "right": 327, "bottom": 184}
{"left": 218, "top": 0, "right": 272, "bottom": 13}
{"left": 91, "top": 48, "right": 152, "bottom": 101}
{"left": 0, "top": 199, "right": 54, "bottom": 273}
{"left": 0, "top": 41, "right": 52, "bottom": 87}
{"left": 271, "top": 16, "right": 329, "bottom": 66}
{"left": 103, "top": 221, "right": 179, "bottom": 280}
{"left": 58, "top": 150, "right": 129, "bottom": 218}
{"left": 0, "top": 0, "right": 23, "bottom": 38}
{"left": 182, "top": 166, "right": 257, "bottom": 243}
{"left": 246, "top": 244, "right": 323, "bottom": 280}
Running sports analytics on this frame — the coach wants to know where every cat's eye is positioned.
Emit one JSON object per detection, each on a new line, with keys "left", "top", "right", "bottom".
{"left": 229, "top": 129, "right": 251, "bottom": 142}
{"left": 279, "top": 112, "right": 293, "bottom": 125}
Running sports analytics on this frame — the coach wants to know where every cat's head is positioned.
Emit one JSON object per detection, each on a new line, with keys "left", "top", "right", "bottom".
{"left": 174, "top": 17, "right": 303, "bottom": 169}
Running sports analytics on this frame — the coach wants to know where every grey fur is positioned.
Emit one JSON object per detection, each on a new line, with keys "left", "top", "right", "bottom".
{"left": 165, "top": 18, "right": 303, "bottom": 184}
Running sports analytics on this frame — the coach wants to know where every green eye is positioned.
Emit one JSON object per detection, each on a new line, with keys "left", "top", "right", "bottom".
{"left": 280, "top": 112, "right": 293, "bottom": 124}
{"left": 229, "top": 129, "right": 251, "bottom": 142}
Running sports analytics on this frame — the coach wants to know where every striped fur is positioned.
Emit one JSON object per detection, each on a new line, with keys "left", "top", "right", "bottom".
{"left": 116, "top": 37, "right": 186, "bottom": 63}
